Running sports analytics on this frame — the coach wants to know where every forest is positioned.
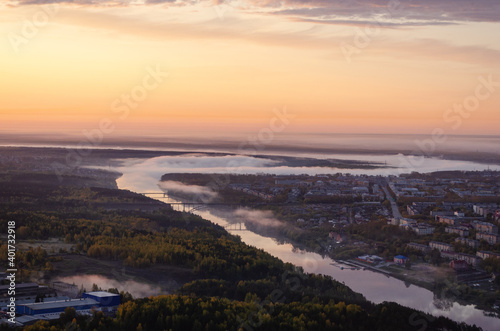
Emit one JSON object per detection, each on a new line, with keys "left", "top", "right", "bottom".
{"left": 14, "top": 296, "right": 481, "bottom": 331}
{"left": 0, "top": 171, "right": 482, "bottom": 330}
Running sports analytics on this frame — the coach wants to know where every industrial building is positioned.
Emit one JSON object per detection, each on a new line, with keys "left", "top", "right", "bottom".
{"left": 15, "top": 291, "right": 120, "bottom": 316}
{"left": 16, "top": 298, "right": 100, "bottom": 316}
{"left": 0, "top": 283, "right": 54, "bottom": 299}
{"left": 11, "top": 291, "right": 120, "bottom": 328}
{"left": 82, "top": 291, "right": 120, "bottom": 307}
{"left": 52, "top": 281, "right": 79, "bottom": 299}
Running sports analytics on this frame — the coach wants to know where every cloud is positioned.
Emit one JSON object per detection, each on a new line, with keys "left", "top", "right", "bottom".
{"left": 9, "top": 0, "right": 183, "bottom": 6}
{"left": 145, "top": 154, "right": 277, "bottom": 172}
{"left": 7, "top": 0, "right": 499, "bottom": 66}
{"left": 57, "top": 274, "right": 164, "bottom": 298}
{"left": 10, "top": 0, "right": 128, "bottom": 6}
{"left": 9, "top": 0, "right": 500, "bottom": 25}
{"left": 371, "top": 38, "right": 500, "bottom": 66}
{"left": 290, "top": 17, "right": 458, "bottom": 28}
{"left": 117, "top": 153, "right": 500, "bottom": 183}
{"left": 233, "top": 208, "right": 284, "bottom": 228}
{"left": 158, "top": 180, "right": 219, "bottom": 201}
{"left": 20, "top": 3, "right": 497, "bottom": 67}
{"left": 249, "top": 0, "right": 500, "bottom": 24}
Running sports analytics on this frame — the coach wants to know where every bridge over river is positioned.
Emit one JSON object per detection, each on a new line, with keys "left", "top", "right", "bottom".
{"left": 140, "top": 193, "right": 249, "bottom": 231}
{"left": 139, "top": 192, "right": 285, "bottom": 212}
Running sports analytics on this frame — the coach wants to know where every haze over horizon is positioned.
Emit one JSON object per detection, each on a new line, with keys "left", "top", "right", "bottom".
{"left": 1, "top": 0, "right": 499, "bottom": 139}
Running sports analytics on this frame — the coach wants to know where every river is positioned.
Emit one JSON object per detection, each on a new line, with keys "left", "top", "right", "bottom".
{"left": 114, "top": 153, "right": 500, "bottom": 331}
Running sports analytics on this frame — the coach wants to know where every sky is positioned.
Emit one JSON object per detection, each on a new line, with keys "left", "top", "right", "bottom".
{"left": 1, "top": 0, "right": 500, "bottom": 142}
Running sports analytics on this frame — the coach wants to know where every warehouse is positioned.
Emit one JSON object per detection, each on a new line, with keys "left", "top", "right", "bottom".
{"left": 0, "top": 283, "right": 53, "bottom": 298}
{"left": 82, "top": 291, "right": 120, "bottom": 307}
{"left": 16, "top": 298, "right": 99, "bottom": 316}
{"left": 15, "top": 291, "right": 120, "bottom": 317}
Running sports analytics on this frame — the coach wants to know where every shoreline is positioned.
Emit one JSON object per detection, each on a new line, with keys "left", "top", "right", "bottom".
{"left": 1, "top": 142, "right": 500, "bottom": 168}
{"left": 333, "top": 258, "right": 500, "bottom": 318}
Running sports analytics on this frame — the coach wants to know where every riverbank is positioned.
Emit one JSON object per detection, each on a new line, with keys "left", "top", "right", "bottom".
{"left": 331, "top": 256, "right": 500, "bottom": 318}
{"left": 2, "top": 134, "right": 500, "bottom": 167}
{"left": 338, "top": 258, "right": 442, "bottom": 292}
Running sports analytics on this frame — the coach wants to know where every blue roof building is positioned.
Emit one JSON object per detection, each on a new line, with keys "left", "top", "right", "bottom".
{"left": 394, "top": 255, "right": 409, "bottom": 265}
{"left": 15, "top": 291, "right": 120, "bottom": 317}
{"left": 16, "top": 298, "right": 99, "bottom": 316}
{"left": 82, "top": 291, "right": 120, "bottom": 307}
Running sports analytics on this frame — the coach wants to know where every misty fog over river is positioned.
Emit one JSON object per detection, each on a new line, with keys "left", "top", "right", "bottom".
{"left": 114, "top": 152, "right": 500, "bottom": 331}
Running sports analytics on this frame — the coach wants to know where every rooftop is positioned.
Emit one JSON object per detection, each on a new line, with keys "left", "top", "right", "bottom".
{"left": 0, "top": 283, "right": 38, "bottom": 291}
{"left": 21, "top": 298, "right": 98, "bottom": 311}
{"left": 84, "top": 291, "right": 120, "bottom": 298}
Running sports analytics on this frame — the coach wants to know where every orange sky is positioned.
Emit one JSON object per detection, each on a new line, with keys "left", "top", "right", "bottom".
{"left": 1, "top": 1, "right": 499, "bottom": 140}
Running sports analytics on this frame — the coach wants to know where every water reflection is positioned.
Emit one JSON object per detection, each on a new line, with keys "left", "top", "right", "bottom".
{"left": 189, "top": 207, "right": 499, "bottom": 331}
{"left": 114, "top": 156, "right": 500, "bottom": 331}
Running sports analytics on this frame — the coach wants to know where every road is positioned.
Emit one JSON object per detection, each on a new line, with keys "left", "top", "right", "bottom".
{"left": 382, "top": 185, "right": 402, "bottom": 219}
